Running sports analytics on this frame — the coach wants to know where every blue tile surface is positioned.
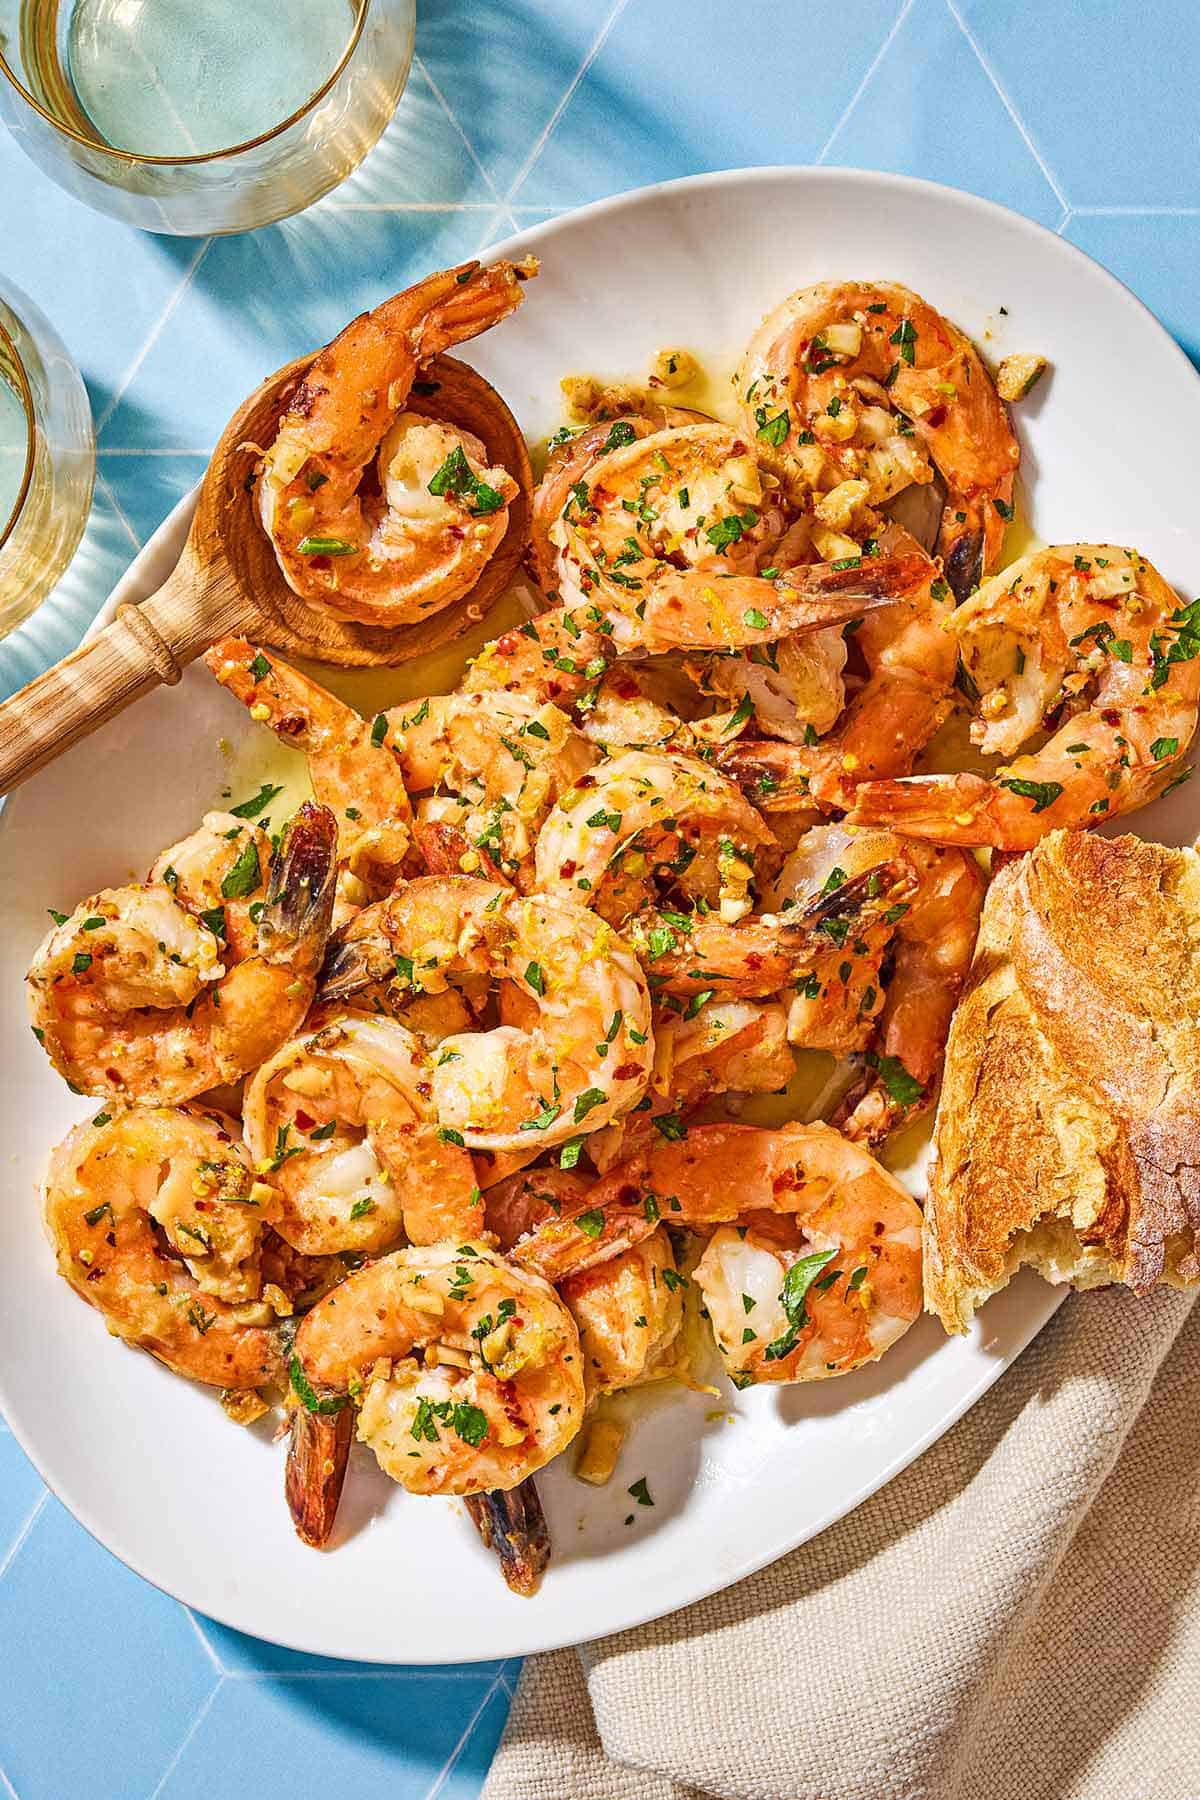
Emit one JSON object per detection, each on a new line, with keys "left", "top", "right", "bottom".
{"left": 1, "top": 1, "right": 1197, "bottom": 1793}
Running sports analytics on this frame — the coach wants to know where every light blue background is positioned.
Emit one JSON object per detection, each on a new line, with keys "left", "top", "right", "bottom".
{"left": 1, "top": 1, "right": 1197, "bottom": 1793}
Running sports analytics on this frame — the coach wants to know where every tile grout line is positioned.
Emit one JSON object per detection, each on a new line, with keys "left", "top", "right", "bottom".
{"left": 815, "top": 0, "right": 915, "bottom": 164}
{"left": 503, "top": 0, "right": 633, "bottom": 206}
{"left": 421, "top": 1671, "right": 506, "bottom": 1800}
{"left": 93, "top": 236, "right": 213, "bottom": 439}
{"left": 1071, "top": 204, "right": 1200, "bottom": 216}
{"left": 943, "top": 0, "right": 1070, "bottom": 212}
{"left": 95, "top": 468, "right": 142, "bottom": 553}
{"left": 222, "top": 1668, "right": 500, "bottom": 1682}
{"left": 413, "top": 53, "right": 506, "bottom": 206}
{"left": 145, "top": 1678, "right": 222, "bottom": 1800}
{"left": 182, "top": 1608, "right": 226, "bottom": 1676}
{"left": 0, "top": 1492, "right": 46, "bottom": 1585}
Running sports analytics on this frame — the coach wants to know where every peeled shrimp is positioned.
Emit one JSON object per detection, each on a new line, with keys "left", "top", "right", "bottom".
{"left": 626, "top": 858, "right": 919, "bottom": 1002}
{"left": 289, "top": 1242, "right": 585, "bottom": 1495}
{"left": 259, "top": 260, "right": 532, "bottom": 627}
{"left": 390, "top": 688, "right": 597, "bottom": 884}
{"left": 243, "top": 1011, "right": 483, "bottom": 1254}
{"left": 530, "top": 397, "right": 709, "bottom": 594}
{"left": 588, "top": 996, "right": 795, "bottom": 1172}
{"left": 207, "top": 638, "right": 412, "bottom": 908}
{"left": 43, "top": 1105, "right": 285, "bottom": 1388}
{"left": 482, "top": 1167, "right": 683, "bottom": 1402}
{"left": 29, "top": 803, "right": 337, "bottom": 1105}
{"left": 319, "top": 878, "right": 654, "bottom": 1152}
{"left": 461, "top": 603, "right": 613, "bottom": 711}
{"left": 851, "top": 546, "right": 1200, "bottom": 848}
{"left": 512, "top": 1122, "right": 923, "bottom": 1384}
{"left": 737, "top": 280, "right": 1018, "bottom": 599}
{"left": 546, "top": 421, "right": 931, "bottom": 653}
{"left": 533, "top": 748, "right": 775, "bottom": 921}
{"left": 720, "top": 526, "right": 957, "bottom": 811}
{"left": 766, "top": 823, "right": 983, "bottom": 1140}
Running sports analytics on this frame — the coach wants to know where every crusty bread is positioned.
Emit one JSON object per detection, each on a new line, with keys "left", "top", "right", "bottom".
{"left": 926, "top": 829, "right": 1200, "bottom": 1332}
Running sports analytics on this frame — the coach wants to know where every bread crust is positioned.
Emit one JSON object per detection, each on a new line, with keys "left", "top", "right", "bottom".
{"left": 926, "top": 829, "right": 1200, "bottom": 1332}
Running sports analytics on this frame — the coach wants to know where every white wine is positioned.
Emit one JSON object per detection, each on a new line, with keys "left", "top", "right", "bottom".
{"left": 0, "top": 372, "right": 29, "bottom": 538}
{"left": 1, "top": 0, "right": 413, "bottom": 233}
{"left": 28, "top": 0, "right": 361, "bottom": 156}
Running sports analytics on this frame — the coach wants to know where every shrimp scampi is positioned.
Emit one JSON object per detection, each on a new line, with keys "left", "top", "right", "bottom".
{"left": 851, "top": 546, "right": 1200, "bottom": 847}
{"left": 43, "top": 1106, "right": 286, "bottom": 1388}
{"left": 259, "top": 260, "right": 534, "bottom": 627}
{"left": 28, "top": 803, "right": 338, "bottom": 1105}
{"left": 512, "top": 1123, "right": 923, "bottom": 1384}
{"left": 319, "top": 878, "right": 654, "bottom": 1151}
{"left": 243, "top": 1010, "right": 483, "bottom": 1253}
{"left": 289, "top": 1242, "right": 585, "bottom": 1495}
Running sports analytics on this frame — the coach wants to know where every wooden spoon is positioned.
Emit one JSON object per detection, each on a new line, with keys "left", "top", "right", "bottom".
{"left": 0, "top": 318, "right": 532, "bottom": 797}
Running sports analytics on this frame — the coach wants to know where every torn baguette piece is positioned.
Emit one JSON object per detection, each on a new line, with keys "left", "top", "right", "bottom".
{"left": 926, "top": 828, "right": 1200, "bottom": 1332}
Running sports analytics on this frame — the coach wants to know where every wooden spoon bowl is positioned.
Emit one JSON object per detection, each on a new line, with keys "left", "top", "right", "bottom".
{"left": 0, "top": 339, "right": 532, "bottom": 793}
{"left": 217, "top": 352, "right": 532, "bottom": 668}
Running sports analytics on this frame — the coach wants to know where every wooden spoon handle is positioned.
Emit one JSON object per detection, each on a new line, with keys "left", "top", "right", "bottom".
{"left": 0, "top": 556, "right": 255, "bottom": 796}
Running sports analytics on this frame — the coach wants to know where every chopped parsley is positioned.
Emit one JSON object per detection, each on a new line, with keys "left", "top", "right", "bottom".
{"left": 230, "top": 782, "right": 283, "bottom": 819}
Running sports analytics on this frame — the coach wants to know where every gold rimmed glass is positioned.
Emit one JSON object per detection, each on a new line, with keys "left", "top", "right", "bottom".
{"left": 0, "top": 276, "right": 94, "bottom": 637}
{"left": 0, "top": 0, "right": 415, "bottom": 234}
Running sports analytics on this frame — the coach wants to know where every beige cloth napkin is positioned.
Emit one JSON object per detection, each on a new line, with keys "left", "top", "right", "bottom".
{"left": 482, "top": 1285, "right": 1200, "bottom": 1800}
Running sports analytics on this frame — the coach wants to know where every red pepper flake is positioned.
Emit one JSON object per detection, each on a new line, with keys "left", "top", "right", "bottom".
{"left": 612, "top": 1060, "right": 642, "bottom": 1081}
{"left": 294, "top": 1109, "right": 315, "bottom": 1131}
{"left": 925, "top": 405, "right": 947, "bottom": 429}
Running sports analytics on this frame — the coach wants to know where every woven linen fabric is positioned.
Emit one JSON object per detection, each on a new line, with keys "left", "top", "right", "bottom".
{"left": 482, "top": 1285, "right": 1200, "bottom": 1800}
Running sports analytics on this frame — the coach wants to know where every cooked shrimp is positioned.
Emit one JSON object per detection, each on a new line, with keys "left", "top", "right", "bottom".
{"left": 581, "top": 663, "right": 699, "bottom": 751}
{"left": 289, "top": 1242, "right": 584, "bottom": 1495}
{"left": 461, "top": 603, "right": 613, "bottom": 711}
{"left": 588, "top": 997, "right": 795, "bottom": 1172}
{"left": 736, "top": 280, "right": 1019, "bottom": 599}
{"left": 29, "top": 803, "right": 338, "bottom": 1105}
{"left": 766, "top": 824, "right": 984, "bottom": 1140}
{"left": 547, "top": 421, "right": 931, "bottom": 653}
{"left": 259, "top": 260, "right": 532, "bottom": 627}
{"left": 483, "top": 1167, "right": 683, "bottom": 1401}
{"left": 463, "top": 1480, "right": 551, "bottom": 1596}
{"left": 534, "top": 749, "right": 775, "bottom": 922}
{"left": 389, "top": 688, "right": 596, "bottom": 884}
{"left": 531, "top": 400, "right": 709, "bottom": 594}
{"left": 719, "top": 526, "right": 957, "bottom": 811}
{"left": 43, "top": 1105, "right": 285, "bottom": 1388}
{"left": 206, "top": 638, "right": 412, "bottom": 910}
{"left": 512, "top": 1122, "right": 922, "bottom": 1384}
{"left": 319, "top": 878, "right": 654, "bottom": 1152}
{"left": 562, "top": 1227, "right": 684, "bottom": 1401}
{"left": 626, "top": 858, "right": 919, "bottom": 1003}
{"left": 243, "top": 1011, "right": 483, "bottom": 1253}
{"left": 850, "top": 546, "right": 1200, "bottom": 848}
{"left": 690, "top": 628, "right": 849, "bottom": 743}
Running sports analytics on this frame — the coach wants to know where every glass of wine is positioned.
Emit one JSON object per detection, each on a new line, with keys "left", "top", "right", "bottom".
{"left": 0, "top": 276, "right": 94, "bottom": 637}
{"left": 0, "top": 0, "right": 415, "bottom": 234}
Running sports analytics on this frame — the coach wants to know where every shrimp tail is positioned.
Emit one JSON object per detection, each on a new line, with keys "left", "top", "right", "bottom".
{"left": 464, "top": 1478, "right": 552, "bottom": 1596}
{"left": 319, "top": 917, "right": 398, "bottom": 1001}
{"left": 848, "top": 773, "right": 1000, "bottom": 845}
{"left": 285, "top": 1404, "right": 354, "bottom": 1549}
{"left": 405, "top": 258, "right": 539, "bottom": 365}
{"left": 262, "top": 802, "right": 339, "bottom": 961}
{"left": 943, "top": 523, "right": 984, "bottom": 604}
{"left": 795, "top": 859, "right": 919, "bottom": 939}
